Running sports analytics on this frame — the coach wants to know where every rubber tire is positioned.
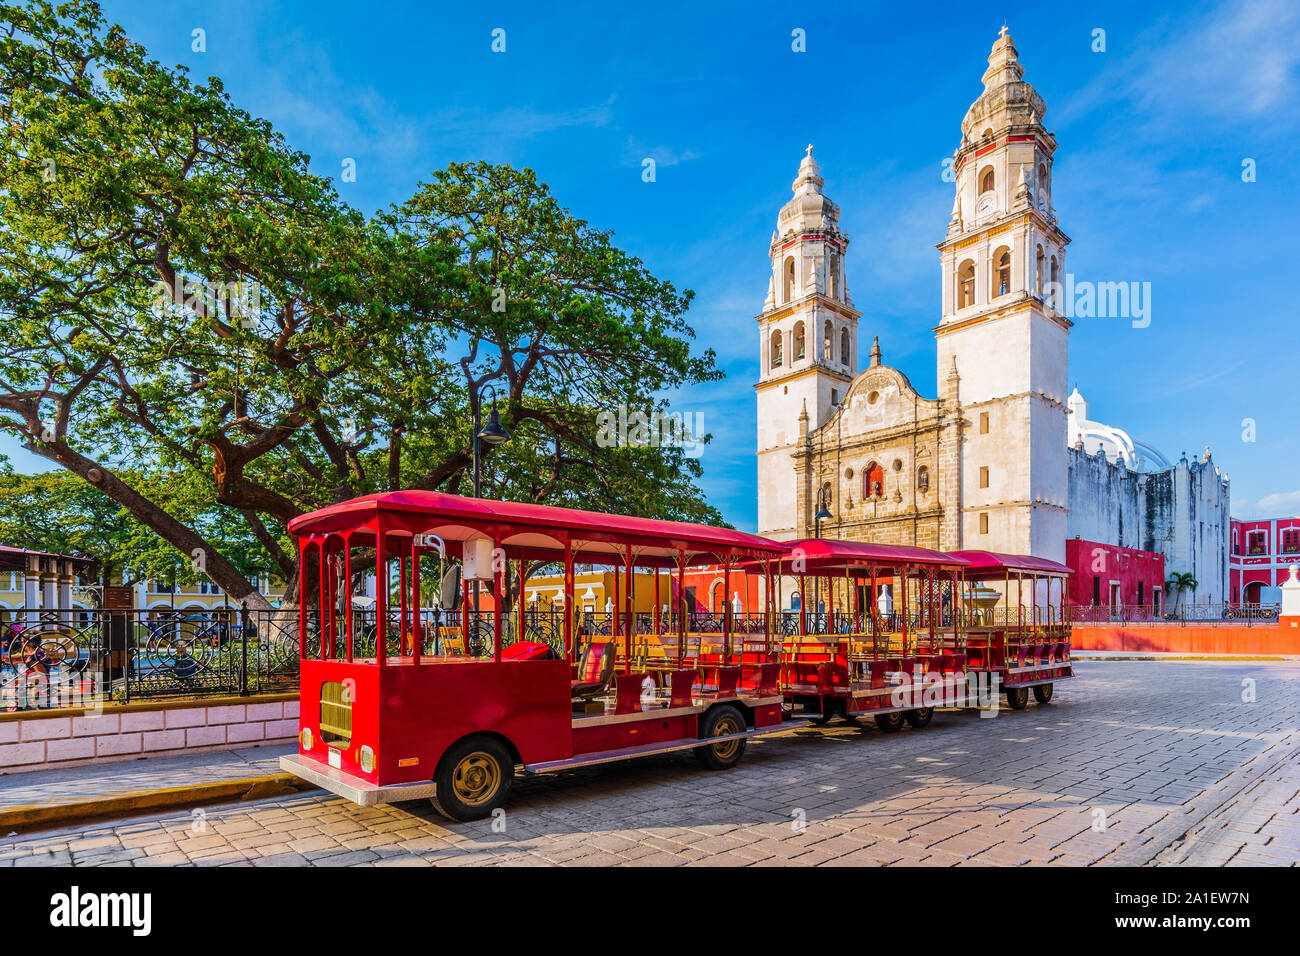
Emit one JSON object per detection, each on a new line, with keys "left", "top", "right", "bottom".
{"left": 905, "top": 707, "right": 934, "bottom": 729}
{"left": 430, "top": 736, "right": 514, "bottom": 822}
{"left": 811, "top": 698, "right": 842, "bottom": 726}
{"left": 1033, "top": 683, "right": 1054, "bottom": 704}
{"left": 874, "top": 711, "right": 905, "bottom": 733}
{"left": 694, "top": 705, "right": 748, "bottom": 770}
{"left": 1005, "top": 686, "right": 1029, "bottom": 710}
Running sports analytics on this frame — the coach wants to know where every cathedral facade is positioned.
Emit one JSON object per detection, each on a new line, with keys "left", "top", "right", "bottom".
{"left": 756, "top": 27, "right": 1070, "bottom": 562}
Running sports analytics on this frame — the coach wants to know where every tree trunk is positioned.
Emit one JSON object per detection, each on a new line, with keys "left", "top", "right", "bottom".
{"left": 35, "top": 441, "right": 271, "bottom": 612}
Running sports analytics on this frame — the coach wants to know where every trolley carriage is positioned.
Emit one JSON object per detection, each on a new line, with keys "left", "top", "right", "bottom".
{"left": 279, "top": 491, "right": 795, "bottom": 821}
{"left": 753, "top": 540, "right": 974, "bottom": 731}
{"left": 950, "top": 550, "right": 1074, "bottom": 709}
{"left": 757, "top": 541, "right": 1075, "bottom": 729}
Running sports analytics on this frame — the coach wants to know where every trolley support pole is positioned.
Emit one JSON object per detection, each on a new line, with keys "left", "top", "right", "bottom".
{"left": 492, "top": 538, "right": 504, "bottom": 663}
{"left": 411, "top": 543, "right": 421, "bottom": 666}
{"left": 298, "top": 541, "right": 308, "bottom": 661}
{"left": 461, "top": 572, "right": 470, "bottom": 655}
{"left": 563, "top": 542, "right": 574, "bottom": 663}
{"left": 517, "top": 556, "right": 526, "bottom": 643}
{"left": 318, "top": 542, "right": 328, "bottom": 661}
{"left": 901, "top": 569, "right": 909, "bottom": 656}
{"left": 375, "top": 520, "right": 387, "bottom": 668}
{"left": 676, "top": 552, "right": 686, "bottom": 668}
{"left": 623, "top": 546, "right": 634, "bottom": 674}
{"left": 344, "top": 538, "right": 354, "bottom": 663}
{"left": 723, "top": 558, "right": 732, "bottom": 665}
{"left": 652, "top": 564, "right": 660, "bottom": 650}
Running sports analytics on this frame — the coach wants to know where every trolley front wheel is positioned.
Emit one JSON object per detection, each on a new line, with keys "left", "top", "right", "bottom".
{"left": 1033, "top": 683, "right": 1054, "bottom": 704}
{"left": 905, "top": 707, "right": 934, "bottom": 729}
{"left": 1005, "top": 687, "right": 1029, "bottom": 710}
{"left": 431, "top": 736, "right": 514, "bottom": 822}
{"left": 873, "top": 711, "right": 905, "bottom": 733}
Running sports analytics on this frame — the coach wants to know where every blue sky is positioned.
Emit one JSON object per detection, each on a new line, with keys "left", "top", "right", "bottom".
{"left": 8, "top": 0, "right": 1299, "bottom": 530}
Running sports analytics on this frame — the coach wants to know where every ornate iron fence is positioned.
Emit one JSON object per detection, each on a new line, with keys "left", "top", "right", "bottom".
{"left": 1067, "top": 603, "right": 1280, "bottom": 627}
{"left": 0, "top": 605, "right": 305, "bottom": 712}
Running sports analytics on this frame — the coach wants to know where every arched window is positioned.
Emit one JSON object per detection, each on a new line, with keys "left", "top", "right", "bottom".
{"left": 769, "top": 328, "right": 783, "bottom": 369}
{"left": 862, "top": 461, "right": 885, "bottom": 499}
{"left": 1049, "top": 256, "right": 1059, "bottom": 307}
{"left": 783, "top": 257, "right": 795, "bottom": 303}
{"left": 1038, "top": 162, "right": 1048, "bottom": 189}
{"left": 829, "top": 252, "right": 840, "bottom": 298}
{"left": 992, "top": 246, "right": 1011, "bottom": 297}
{"left": 793, "top": 321, "right": 805, "bottom": 360}
{"left": 979, "top": 166, "right": 995, "bottom": 194}
{"left": 823, "top": 320, "right": 833, "bottom": 360}
{"left": 917, "top": 465, "right": 929, "bottom": 493}
{"left": 1035, "top": 245, "right": 1044, "bottom": 295}
{"left": 840, "top": 328, "right": 850, "bottom": 365}
{"left": 957, "top": 259, "right": 976, "bottom": 309}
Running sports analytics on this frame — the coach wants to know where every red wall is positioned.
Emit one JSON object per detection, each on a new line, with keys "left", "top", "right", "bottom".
{"left": 1066, "top": 538, "right": 1165, "bottom": 608}
{"left": 1073, "top": 619, "right": 1300, "bottom": 655}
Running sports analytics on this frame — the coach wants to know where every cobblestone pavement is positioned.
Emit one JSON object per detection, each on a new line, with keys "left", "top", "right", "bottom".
{"left": 2, "top": 661, "right": 1296, "bottom": 867}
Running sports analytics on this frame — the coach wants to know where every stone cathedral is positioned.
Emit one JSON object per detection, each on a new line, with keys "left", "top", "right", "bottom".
{"left": 755, "top": 27, "right": 1072, "bottom": 562}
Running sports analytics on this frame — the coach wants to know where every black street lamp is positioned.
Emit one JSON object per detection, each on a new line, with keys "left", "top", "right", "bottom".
{"left": 471, "top": 383, "right": 511, "bottom": 499}
{"left": 812, "top": 487, "right": 832, "bottom": 626}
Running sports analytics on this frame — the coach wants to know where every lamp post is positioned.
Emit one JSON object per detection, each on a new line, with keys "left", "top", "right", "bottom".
{"left": 812, "top": 487, "right": 832, "bottom": 628}
{"left": 471, "top": 383, "right": 510, "bottom": 499}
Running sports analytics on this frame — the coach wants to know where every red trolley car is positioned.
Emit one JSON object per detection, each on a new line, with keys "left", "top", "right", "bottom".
{"left": 279, "top": 492, "right": 1076, "bottom": 820}
{"left": 280, "top": 491, "right": 794, "bottom": 821}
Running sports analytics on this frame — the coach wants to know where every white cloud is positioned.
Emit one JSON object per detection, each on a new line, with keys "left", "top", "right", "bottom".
{"left": 1058, "top": 0, "right": 1300, "bottom": 130}
{"left": 1233, "top": 489, "right": 1300, "bottom": 519}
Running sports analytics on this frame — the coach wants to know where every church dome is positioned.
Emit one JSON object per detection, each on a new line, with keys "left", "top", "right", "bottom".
{"left": 1067, "top": 386, "right": 1171, "bottom": 473}
{"left": 960, "top": 26, "right": 1047, "bottom": 142}
{"left": 777, "top": 146, "right": 841, "bottom": 235}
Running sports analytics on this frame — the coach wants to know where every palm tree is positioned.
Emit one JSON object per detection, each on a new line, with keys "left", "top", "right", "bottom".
{"left": 1164, "top": 572, "right": 1198, "bottom": 615}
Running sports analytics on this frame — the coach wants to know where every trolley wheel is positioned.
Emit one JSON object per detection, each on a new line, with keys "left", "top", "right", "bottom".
{"left": 811, "top": 698, "right": 842, "bottom": 725}
{"left": 1005, "top": 686, "right": 1029, "bottom": 710}
{"left": 873, "top": 711, "right": 905, "bottom": 733}
{"left": 905, "top": 707, "right": 934, "bottom": 729}
{"left": 430, "top": 736, "right": 514, "bottom": 822}
{"left": 1032, "top": 683, "right": 1054, "bottom": 704}
{"left": 695, "top": 705, "right": 748, "bottom": 770}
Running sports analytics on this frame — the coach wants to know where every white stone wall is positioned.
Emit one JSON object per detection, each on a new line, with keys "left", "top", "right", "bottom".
{"left": 1067, "top": 447, "right": 1230, "bottom": 602}
{"left": 0, "top": 697, "right": 299, "bottom": 774}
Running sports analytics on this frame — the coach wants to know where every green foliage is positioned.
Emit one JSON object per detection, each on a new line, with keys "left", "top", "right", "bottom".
{"left": 0, "top": 457, "right": 284, "bottom": 585}
{"left": 0, "top": 1, "right": 726, "bottom": 605}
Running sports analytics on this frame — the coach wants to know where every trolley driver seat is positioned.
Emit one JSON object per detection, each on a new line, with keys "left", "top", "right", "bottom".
{"left": 571, "top": 642, "right": 615, "bottom": 700}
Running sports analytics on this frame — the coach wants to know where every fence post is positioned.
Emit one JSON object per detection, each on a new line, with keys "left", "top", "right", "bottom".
{"left": 239, "top": 601, "right": 249, "bottom": 696}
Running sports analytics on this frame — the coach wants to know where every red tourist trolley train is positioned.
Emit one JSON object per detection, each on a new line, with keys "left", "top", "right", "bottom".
{"left": 280, "top": 492, "right": 1073, "bottom": 820}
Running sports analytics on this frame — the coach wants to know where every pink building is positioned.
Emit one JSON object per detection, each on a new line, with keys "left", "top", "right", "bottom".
{"left": 1065, "top": 538, "right": 1165, "bottom": 612}
{"left": 1229, "top": 516, "right": 1300, "bottom": 605}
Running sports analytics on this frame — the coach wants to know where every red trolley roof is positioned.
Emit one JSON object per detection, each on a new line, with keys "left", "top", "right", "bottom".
{"left": 948, "top": 550, "right": 1071, "bottom": 579}
{"left": 287, "top": 491, "right": 789, "bottom": 567}
{"left": 752, "top": 538, "right": 969, "bottom": 574}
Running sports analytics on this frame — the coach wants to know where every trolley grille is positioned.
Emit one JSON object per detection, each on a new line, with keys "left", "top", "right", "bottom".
{"left": 319, "top": 681, "right": 353, "bottom": 745}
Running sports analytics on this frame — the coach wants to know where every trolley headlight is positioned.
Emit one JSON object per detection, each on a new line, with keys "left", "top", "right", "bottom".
{"left": 359, "top": 745, "right": 375, "bottom": 774}
{"left": 300, "top": 727, "right": 313, "bottom": 751}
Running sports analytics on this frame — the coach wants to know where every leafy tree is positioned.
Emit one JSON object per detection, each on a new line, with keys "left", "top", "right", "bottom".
{"left": 0, "top": 458, "right": 282, "bottom": 593}
{"left": 0, "top": 1, "right": 724, "bottom": 611}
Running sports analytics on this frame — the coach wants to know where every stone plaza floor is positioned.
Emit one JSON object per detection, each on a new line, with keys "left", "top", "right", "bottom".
{"left": 1, "top": 660, "right": 1296, "bottom": 866}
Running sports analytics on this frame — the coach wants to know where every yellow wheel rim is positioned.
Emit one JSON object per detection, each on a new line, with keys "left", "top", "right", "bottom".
{"left": 451, "top": 752, "right": 501, "bottom": 807}
{"left": 711, "top": 714, "right": 742, "bottom": 760}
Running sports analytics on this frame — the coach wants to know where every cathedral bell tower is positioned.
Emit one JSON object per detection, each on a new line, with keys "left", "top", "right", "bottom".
{"left": 755, "top": 147, "right": 861, "bottom": 539}
{"left": 935, "top": 26, "right": 1070, "bottom": 560}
